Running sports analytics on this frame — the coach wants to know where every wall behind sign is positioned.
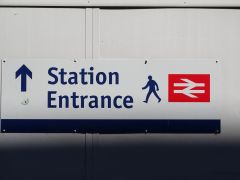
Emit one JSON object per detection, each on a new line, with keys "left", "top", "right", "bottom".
{"left": 0, "top": 7, "right": 240, "bottom": 180}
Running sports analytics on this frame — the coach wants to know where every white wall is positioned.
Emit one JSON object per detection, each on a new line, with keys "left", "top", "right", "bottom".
{"left": 97, "top": 8, "right": 240, "bottom": 140}
{"left": 0, "top": 8, "right": 86, "bottom": 59}
{"left": 1, "top": 7, "right": 240, "bottom": 180}
{"left": 1, "top": 7, "right": 240, "bottom": 142}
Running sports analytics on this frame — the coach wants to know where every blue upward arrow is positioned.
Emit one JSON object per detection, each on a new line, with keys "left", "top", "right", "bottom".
{"left": 16, "top": 64, "right": 32, "bottom": 92}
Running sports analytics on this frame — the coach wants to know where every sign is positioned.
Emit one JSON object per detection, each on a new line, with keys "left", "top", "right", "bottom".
{"left": 168, "top": 74, "right": 210, "bottom": 102}
{"left": 1, "top": 59, "right": 221, "bottom": 133}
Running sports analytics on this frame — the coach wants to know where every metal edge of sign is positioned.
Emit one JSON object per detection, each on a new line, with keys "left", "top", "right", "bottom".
{"left": 0, "top": 60, "right": 3, "bottom": 132}
{"left": 0, "top": 0, "right": 240, "bottom": 7}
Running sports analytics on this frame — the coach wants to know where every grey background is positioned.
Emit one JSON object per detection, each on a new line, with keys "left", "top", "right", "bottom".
{"left": 1, "top": 7, "right": 240, "bottom": 180}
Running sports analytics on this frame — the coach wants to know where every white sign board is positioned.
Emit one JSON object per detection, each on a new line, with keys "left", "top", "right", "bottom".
{"left": 1, "top": 59, "right": 221, "bottom": 133}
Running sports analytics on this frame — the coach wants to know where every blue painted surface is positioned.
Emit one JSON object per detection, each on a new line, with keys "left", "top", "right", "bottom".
{"left": 15, "top": 64, "right": 32, "bottom": 92}
{"left": 1, "top": 119, "right": 221, "bottom": 133}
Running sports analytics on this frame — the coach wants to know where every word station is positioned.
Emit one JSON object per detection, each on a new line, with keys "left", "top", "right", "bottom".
{"left": 47, "top": 67, "right": 134, "bottom": 109}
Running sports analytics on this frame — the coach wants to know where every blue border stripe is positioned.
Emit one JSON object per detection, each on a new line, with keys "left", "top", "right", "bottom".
{"left": 1, "top": 119, "right": 221, "bottom": 134}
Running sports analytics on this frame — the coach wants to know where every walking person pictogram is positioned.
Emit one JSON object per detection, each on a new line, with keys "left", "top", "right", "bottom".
{"left": 142, "top": 75, "right": 161, "bottom": 103}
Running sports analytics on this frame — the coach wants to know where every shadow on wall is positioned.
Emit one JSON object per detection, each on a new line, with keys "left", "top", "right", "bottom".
{"left": 0, "top": 134, "right": 240, "bottom": 180}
